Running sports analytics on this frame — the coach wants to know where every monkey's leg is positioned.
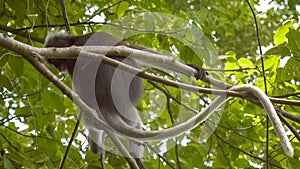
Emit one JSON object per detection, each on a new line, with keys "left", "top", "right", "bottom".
{"left": 126, "top": 118, "right": 145, "bottom": 169}
{"left": 88, "top": 128, "right": 106, "bottom": 154}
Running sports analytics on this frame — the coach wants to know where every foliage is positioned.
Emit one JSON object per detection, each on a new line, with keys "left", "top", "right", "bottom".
{"left": 0, "top": 0, "right": 299, "bottom": 168}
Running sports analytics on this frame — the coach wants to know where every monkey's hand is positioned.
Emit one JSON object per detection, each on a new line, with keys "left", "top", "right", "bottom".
{"left": 187, "top": 64, "right": 208, "bottom": 80}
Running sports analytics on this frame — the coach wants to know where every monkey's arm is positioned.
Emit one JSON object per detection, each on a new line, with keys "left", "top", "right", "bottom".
{"left": 187, "top": 64, "right": 208, "bottom": 80}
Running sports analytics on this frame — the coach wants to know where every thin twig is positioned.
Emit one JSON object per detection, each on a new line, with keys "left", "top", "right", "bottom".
{"left": 60, "top": 118, "right": 81, "bottom": 169}
{"left": 59, "top": 0, "right": 71, "bottom": 34}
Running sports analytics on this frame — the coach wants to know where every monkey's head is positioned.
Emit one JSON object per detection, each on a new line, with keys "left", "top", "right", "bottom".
{"left": 44, "top": 32, "right": 125, "bottom": 73}
{"left": 44, "top": 32, "right": 77, "bottom": 74}
{"left": 44, "top": 32, "right": 73, "bottom": 47}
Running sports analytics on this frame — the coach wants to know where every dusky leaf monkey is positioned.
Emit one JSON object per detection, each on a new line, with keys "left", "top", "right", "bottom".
{"left": 45, "top": 32, "right": 145, "bottom": 168}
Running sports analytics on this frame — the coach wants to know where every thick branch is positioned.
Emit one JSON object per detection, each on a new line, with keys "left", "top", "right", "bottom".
{"left": 0, "top": 33, "right": 299, "bottom": 107}
{"left": 41, "top": 46, "right": 300, "bottom": 107}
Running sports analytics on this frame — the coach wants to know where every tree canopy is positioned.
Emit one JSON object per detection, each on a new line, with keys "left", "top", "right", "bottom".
{"left": 0, "top": 0, "right": 299, "bottom": 168}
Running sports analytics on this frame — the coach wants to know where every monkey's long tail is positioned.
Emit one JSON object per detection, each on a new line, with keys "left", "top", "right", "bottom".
{"left": 96, "top": 85, "right": 294, "bottom": 157}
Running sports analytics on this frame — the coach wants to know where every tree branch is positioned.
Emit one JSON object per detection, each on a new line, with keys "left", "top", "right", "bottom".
{"left": 0, "top": 24, "right": 44, "bottom": 43}
{"left": 1, "top": 33, "right": 299, "bottom": 107}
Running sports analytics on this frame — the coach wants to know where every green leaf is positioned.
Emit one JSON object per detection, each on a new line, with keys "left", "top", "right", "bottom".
{"left": 67, "top": 147, "right": 82, "bottom": 165}
{"left": 115, "top": 1, "right": 129, "bottom": 18}
{"left": 0, "top": 54, "right": 9, "bottom": 67}
{"left": 7, "top": 56, "right": 24, "bottom": 77}
{"left": 263, "top": 56, "right": 279, "bottom": 71}
{"left": 180, "top": 45, "right": 196, "bottom": 63}
{"left": 274, "top": 22, "right": 294, "bottom": 46}
{"left": 14, "top": 107, "right": 31, "bottom": 116}
{"left": 265, "top": 44, "right": 290, "bottom": 56}
{"left": 281, "top": 57, "right": 300, "bottom": 81}
{"left": 41, "top": 89, "right": 65, "bottom": 112}
{"left": 3, "top": 156, "right": 14, "bottom": 169}
{"left": 225, "top": 51, "right": 237, "bottom": 61}
{"left": 0, "top": 74, "right": 11, "bottom": 89}
{"left": 238, "top": 57, "right": 254, "bottom": 68}
{"left": 286, "top": 29, "right": 300, "bottom": 55}
{"left": 189, "top": 8, "right": 209, "bottom": 24}
{"left": 234, "top": 158, "right": 250, "bottom": 168}
{"left": 288, "top": 155, "right": 300, "bottom": 169}
{"left": 224, "top": 51, "right": 238, "bottom": 75}
{"left": 37, "top": 139, "right": 57, "bottom": 157}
